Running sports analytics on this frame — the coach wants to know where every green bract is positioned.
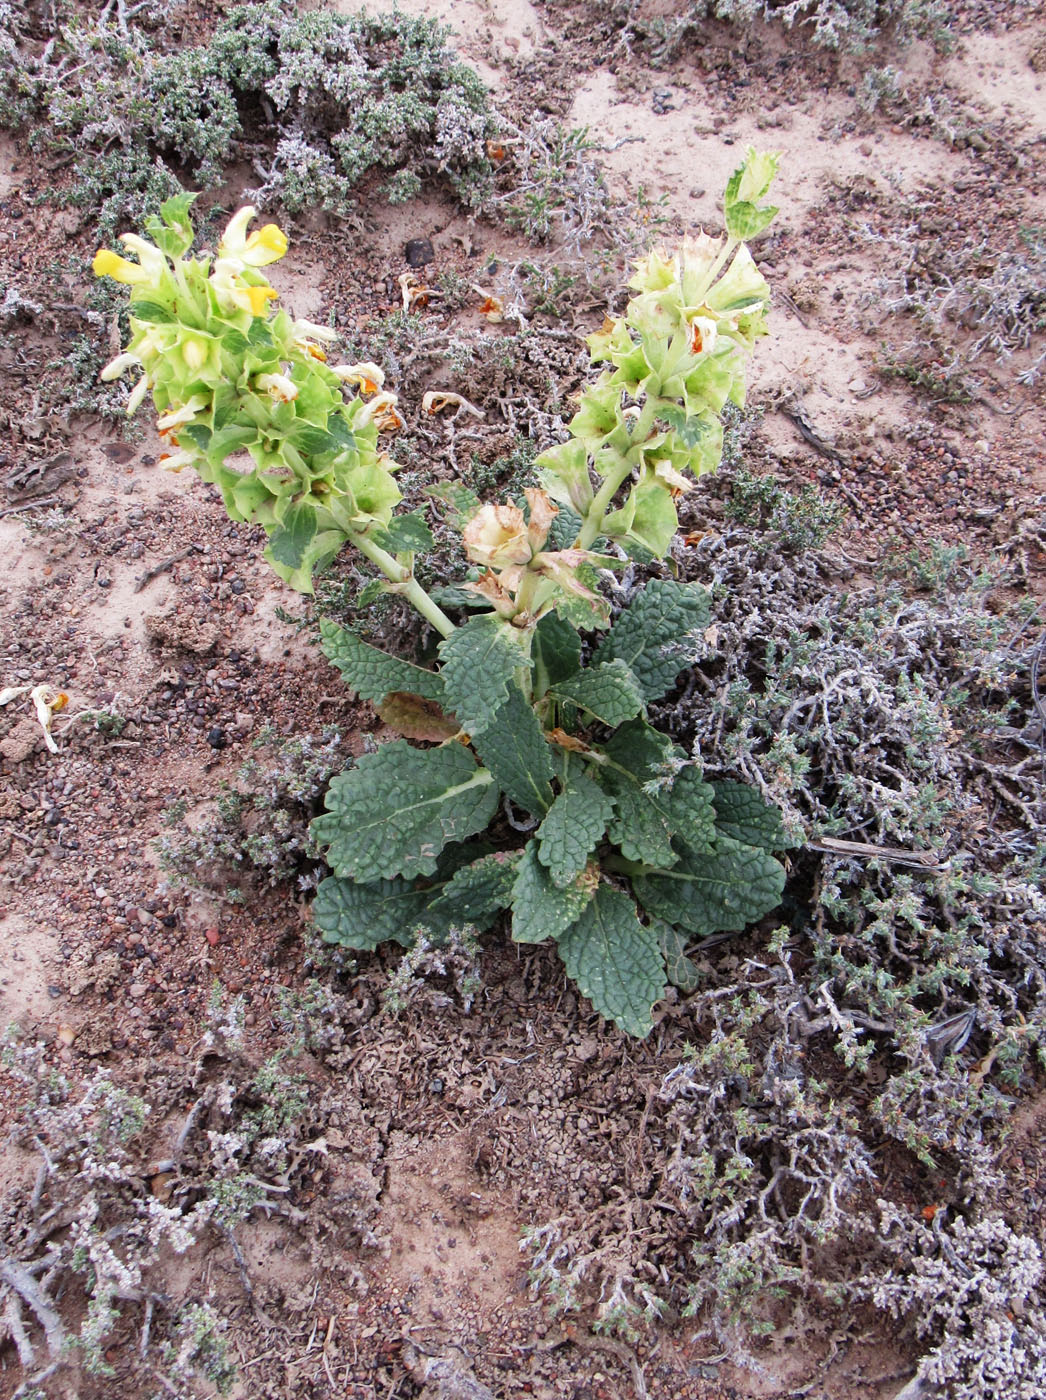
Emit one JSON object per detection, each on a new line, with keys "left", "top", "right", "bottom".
{"left": 100, "top": 150, "right": 788, "bottom": 1037}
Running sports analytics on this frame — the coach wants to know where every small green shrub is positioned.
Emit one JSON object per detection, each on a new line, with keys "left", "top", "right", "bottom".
{"left": 6, "top": 1, "right": 495, "bottom": 237}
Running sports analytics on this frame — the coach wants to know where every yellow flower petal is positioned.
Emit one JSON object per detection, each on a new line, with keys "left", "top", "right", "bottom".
{"left": 243, "top": 224, "right": 288, "bottom": 266}
{"left": 92, "top": 249, "right": 150, "bottom": 285}
{"left": 245, "top": 285, "right": 279, "bottom": 315}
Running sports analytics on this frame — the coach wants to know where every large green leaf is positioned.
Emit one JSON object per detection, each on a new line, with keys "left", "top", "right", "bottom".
{"left": 596, "top": 718, "right": 681, "bottom": 868}
{"left": 532, "top": 611, "right": 582, "bottom": 694}
{"left": 471, "top": 685, "right": 553, "bottom": 816}
{"left": 312, "top": 875, "right": 431, "bottom": 950}
{"left": 549, "top": 659, "right": 645, "bottom": 728}
{"left": 438, "top": 616, "right": 529, "bottom": 738}
{"left": 710, "top": 780, "right": 790, "bottom": 851}
{"left": 592, "top": 579, "right": 711, "bottom": 701}
{"left": 666, "top": 767, "right": 717, "bottom": 854}
{"left": 428, "top": 851, "right": 520, "bottom": 931}
{"left": 311, "top": 742, "right": 498, "bottom": 882}
{"left": 537, "top": 773, "right": 614, "bottom": 887}
{"left": 632, "top": 836, "right": 785, "bottom": 936}
{"left": 320, "top": 619, "right": 443, "bottom": 703}
{"left": 557, "top": 886, "right": 665, "bottom": 1037}
{"left": 511, "top": 841, "right": 595, "bottom": 945}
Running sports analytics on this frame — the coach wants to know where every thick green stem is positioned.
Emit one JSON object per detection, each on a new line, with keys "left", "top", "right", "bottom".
{"left": 574, "top": 398, "right": 660, "bottom": 551}
{"left": 350, "top": 529, "right": 457, "bottom": 638}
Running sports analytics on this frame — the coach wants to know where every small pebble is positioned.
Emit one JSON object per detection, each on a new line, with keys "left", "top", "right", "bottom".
{"left": 129, "top": 982, "right": 147, "bottom": 998}
{"left": 404, "top": 237, "right": 434, "bottom": 267}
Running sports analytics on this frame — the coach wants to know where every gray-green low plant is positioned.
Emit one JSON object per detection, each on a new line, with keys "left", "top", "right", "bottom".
{"left": 6, "top": 0, "right": 494, "bottom": 239}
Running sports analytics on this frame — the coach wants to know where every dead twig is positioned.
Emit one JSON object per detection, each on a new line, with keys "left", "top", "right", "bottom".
{"left": 135, "top": 545, "right": 201, "bottom": 593}
{"left": 0, "top": 496, "right": 64, "bottom": 518}
{"left": 0, "top": 1256, "right": 67, "bottom": 1357}
{"left": 808, "top": 836, "right": 946, "bottom": 870}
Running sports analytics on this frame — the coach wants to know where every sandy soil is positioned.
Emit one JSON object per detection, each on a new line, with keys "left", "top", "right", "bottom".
{"left": 0, "top": 1, "right": 1044, "bottom": 1397}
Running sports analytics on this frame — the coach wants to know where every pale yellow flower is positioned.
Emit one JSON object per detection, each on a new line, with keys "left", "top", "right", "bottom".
{"left": 218, "top": 207, "right": 288, "bottom": 267}
{"left": 100, "top": 351, "right": 140, "bottom": 382}
{"left": 157, "top": 394, "right": 210, "bottom": 434}
{"left": 256, "top": 372, "right": 299, "bottom": 403}
{"left": 92, "top": 249, "right": 153, "bottom": 286}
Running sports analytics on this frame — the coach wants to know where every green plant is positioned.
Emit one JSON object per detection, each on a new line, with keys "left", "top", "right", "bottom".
{"left": 615, "top": 0, "right": 952, "bottom": 58}
{"left": 97, "top": 150, "right": 788, "bottom": 1037}
{"left": 500, "top": 123, "right": 611, "bottom": 247}
{"left": 155, "top": 728, "right": 346, "bottom": 896}
{"left": 5, "top": 2, "right": 494, "bottom": 239}
{"left": 874, "top": 218, "right": 1046, "bottom": 385}
{"left": 724, "top": 467, "right": 845, "bottom": 551}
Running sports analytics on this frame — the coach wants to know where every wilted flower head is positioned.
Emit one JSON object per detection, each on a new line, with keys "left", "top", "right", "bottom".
{"left": 463, "top": 503, "right": 532, "bottom": 569}
{"left": 0, "top": 683, "right": 69, "bottom": 754}
{"left": 256, "top": 372, "right": 299, "bottom": 403}
{"left": 357, "top": 391, "right": 403, "bottom": 431}
{"left": 332, "top": 362, "right": 385, "bottom": 394}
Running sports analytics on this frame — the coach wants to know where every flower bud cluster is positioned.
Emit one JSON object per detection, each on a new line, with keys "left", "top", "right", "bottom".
{"left": 535, "top": 147, "right": 778, "bottom": 562}
{"left": 94, "top": 194, "right": 404, "bottom": 592}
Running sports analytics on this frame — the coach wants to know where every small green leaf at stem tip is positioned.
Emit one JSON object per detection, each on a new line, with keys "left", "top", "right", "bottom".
{"left": 724, "top": 148, "right": 780, "bottom": 242}
{"left": 655, "top": 920, "right": 701, "bottom": 993}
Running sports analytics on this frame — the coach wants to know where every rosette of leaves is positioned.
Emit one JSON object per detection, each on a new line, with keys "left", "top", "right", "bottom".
{"left": 93, "top": 194, "right": 403, "bottom": 593}
{"left": 310, "top": 579, "right": 788, "bottom": 1037}
{"left": 537, "top": 148, "right": 778, "bottom": 561}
